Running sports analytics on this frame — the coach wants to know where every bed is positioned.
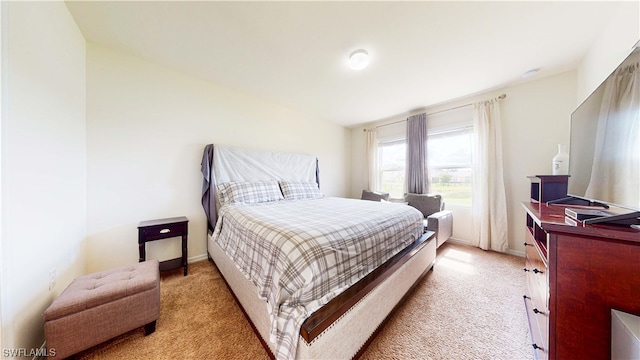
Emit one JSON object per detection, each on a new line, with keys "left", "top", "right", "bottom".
{"left": 201, "top": 144, "right": 437, "bottom": 359}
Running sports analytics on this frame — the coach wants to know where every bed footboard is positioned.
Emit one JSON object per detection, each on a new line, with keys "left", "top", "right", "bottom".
{"left": 209, "top": 231, "right": 437, "bottom": 359}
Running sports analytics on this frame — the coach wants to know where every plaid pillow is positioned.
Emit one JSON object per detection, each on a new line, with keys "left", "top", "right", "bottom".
{"left": 279, "top": 181, "right": 324, "bottom": 200}
{"left": 217, "top": 181, "right": 284, "bottom": 205}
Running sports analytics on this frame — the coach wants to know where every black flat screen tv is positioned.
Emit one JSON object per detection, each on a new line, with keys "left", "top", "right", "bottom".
{"left": 566, "top": 46, "right": 639, "bottom": 224}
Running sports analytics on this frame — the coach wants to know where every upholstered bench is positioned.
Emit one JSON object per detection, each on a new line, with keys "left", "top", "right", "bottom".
{"left": 44, "top": 260, "right": 160, "bottom": 359}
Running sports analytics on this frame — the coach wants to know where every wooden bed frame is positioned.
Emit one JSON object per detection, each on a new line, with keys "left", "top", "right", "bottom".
{"left": 207, "top": 230, "right": 436, "bottom": 359}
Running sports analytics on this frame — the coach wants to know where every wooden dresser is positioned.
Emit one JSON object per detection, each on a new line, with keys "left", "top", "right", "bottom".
{"left": 522, "top": 202, "right": 640, "bottom": 360}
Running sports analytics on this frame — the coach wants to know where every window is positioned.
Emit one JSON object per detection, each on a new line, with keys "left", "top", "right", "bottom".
{"left": 373, "top": 107, "right": 473, "bottom": 205}
{"left": 427, "top": 127, "right": 473, "bottom": 206}
{"left": 377, "top": 138, "right": 406, "bottom": 199}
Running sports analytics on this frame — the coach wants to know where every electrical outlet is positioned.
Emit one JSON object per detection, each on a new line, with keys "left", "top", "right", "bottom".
{"left": 49, "top": 269, "right": 56, "bottom": 291}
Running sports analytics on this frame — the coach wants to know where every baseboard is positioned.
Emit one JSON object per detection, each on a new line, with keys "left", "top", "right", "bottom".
{"left": 446, "top": 237, "right": 471, "bottom": 246}
{"left": 505, "top": 249, "right": 525, "bottom": 258}
{"left": 188, "top": 254, "right": 208, "bottom": 263}
{"left": 445, "top": 237, "right": 525, "bottom": 258}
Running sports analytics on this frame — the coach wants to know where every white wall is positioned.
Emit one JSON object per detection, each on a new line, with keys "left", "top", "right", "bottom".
{"left": 577, "top": 2, "right": 640, "bottom": 105}
{"left": 350, "top": 1, "right": 639, "bottom": 255}
{"left": 501, "top": 72, "right": 576, "bottom": 254}
{"left": 86, "top": 43, "right": 350, "bottom": 273}
{"left": 350, "top": 71, "right": 577, "bottom": 254}
{"left": 1, "top": 1, "right": 86, "bottom": 354}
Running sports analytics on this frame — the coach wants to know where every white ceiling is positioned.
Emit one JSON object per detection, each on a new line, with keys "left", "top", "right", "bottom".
{"left": 65, "top": 1, "right": 625, "bottom": 127}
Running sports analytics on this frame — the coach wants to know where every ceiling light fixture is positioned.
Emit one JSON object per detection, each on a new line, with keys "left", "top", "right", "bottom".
{"left": 349, "top": 49, "right": 369, "bottom": 70}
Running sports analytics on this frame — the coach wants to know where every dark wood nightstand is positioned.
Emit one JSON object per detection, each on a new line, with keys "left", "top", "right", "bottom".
{"left": 138, "top": 216, "right": 189, "bottom": 276}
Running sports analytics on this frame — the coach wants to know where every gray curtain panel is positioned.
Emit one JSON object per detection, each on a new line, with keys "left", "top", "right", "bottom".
{"left": 406, "top": 113, "right": 428, "bottom": 194}
{"left": 201, "top": 144, "right": 217, "bottom": 231}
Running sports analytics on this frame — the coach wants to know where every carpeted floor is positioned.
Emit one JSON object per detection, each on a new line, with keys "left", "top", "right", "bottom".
{"left": 76, "top": 242, "right": 533, "bottom": 360}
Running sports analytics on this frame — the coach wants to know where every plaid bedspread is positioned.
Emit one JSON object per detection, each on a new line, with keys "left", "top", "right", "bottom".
{"left": 211, "top": 197, "right": 424, "bottom": 360}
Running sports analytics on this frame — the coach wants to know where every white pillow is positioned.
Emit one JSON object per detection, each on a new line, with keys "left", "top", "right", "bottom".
{"left": 217, "top": 181, "right": 284, "bottom": 205}
{"left": 279, "top": 181, "right": 324, "bottom": 200}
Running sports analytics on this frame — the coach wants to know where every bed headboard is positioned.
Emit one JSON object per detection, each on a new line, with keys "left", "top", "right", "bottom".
{"left": 200, "top": 144, "right": 320, "bottom": 231}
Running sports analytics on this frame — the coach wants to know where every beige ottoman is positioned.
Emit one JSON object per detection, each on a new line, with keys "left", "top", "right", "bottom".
{"left": 44, "top": 260, "right": 160, "bottom": 359}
